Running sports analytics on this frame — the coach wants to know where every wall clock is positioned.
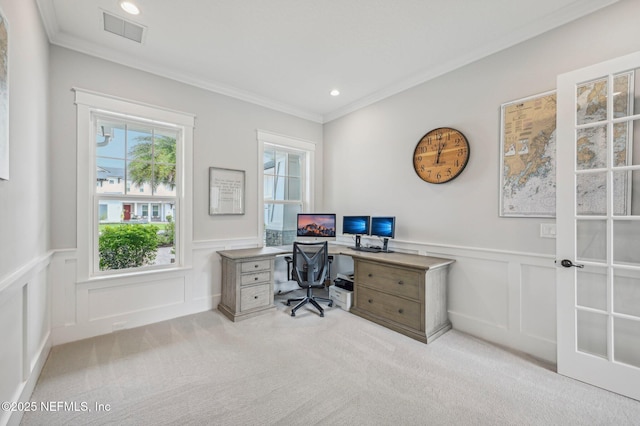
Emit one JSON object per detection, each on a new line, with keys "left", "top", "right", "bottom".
{"left": 413, "top": 127, "right": 470, "bottom": 184}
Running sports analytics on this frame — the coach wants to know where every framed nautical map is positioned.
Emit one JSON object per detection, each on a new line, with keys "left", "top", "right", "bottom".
{"left": 499, "top": 91, "right": 557, "bottom": 217}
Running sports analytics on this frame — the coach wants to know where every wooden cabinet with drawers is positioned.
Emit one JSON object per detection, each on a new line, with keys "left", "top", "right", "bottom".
{"left": 350, "top": 252, "right": 454, "bottom": 344}
{"left": 217, "top": 247, "right": 281, "bottom": 321}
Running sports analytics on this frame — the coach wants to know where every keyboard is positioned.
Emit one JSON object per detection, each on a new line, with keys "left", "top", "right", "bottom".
{"left": 351, "top": 246, "right": 381, "bottom": 253}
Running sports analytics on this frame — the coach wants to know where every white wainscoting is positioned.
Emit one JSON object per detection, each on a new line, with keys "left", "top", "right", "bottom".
{"left": 1, "top": 237, "right": 557, "bottom": 425}
{"left": 49, "top": 238, "right": 260, "bottom": 346}
{"left": 0, "top": 252, "right": 52, "bottom": 426}
{"left": 47, "top": 236, "right": 558, "bottom": 360}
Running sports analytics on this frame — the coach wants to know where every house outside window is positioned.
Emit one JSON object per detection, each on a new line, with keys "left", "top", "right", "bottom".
{"left": 95, "top": 116, "right": 179, "bottom": 272}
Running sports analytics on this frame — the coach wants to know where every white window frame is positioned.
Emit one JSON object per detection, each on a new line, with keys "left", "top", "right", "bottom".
{"left": 74, "top": 89, "right": 194, "bottom": 280}
{"left": 257, "top": 130, "right": 316, "bottom": 246}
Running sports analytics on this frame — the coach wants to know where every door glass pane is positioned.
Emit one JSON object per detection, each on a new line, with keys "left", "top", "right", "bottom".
{"left": 613, "top": 70, "right": 636, "bottom": 119}
{"left": 612, "top": 170, "right": 640, "bottom": 216}
{"left": 577, "top": 310, "right": 608, "bottom": 359}
{"left": 577, "top": 266, "right": 607, "bottom": 311}
{"left": 612, "top": 120, "right": 640, "bottom": 167}
{"left": 577, "top": 77, "right": 607, "bottom": 125}
{"left": 577, "top": 220, "right": 606, "bottom": 263}
{"left": 576, "top": 173, "right": 607, "bottom": 216}
{"left": 577, "top": 125, "right": 607, "bottom": 170}
{"left": 613, "top": 220, "right": 640, "bottom": 266}
{"left": 613, "top": 268, "right": 640, "bottom": 317}
{"left": 614, "top": 317, "right": 640, "bottom": 368}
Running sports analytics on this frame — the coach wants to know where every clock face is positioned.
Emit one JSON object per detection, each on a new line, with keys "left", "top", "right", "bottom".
{"left": 413, "top": 127, "right": 470, "bottom": 184}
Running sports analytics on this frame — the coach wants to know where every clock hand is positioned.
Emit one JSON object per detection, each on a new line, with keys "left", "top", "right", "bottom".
{"left": 435, "top": 142, "right": 444, "bottom": 164}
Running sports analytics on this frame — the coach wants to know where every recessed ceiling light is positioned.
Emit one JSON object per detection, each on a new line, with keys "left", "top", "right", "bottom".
{"left": 120, "top": 1, "right": 140, "bottom": 15}
{"left": 330, "top": 89, "right": 340, "bottom": 97}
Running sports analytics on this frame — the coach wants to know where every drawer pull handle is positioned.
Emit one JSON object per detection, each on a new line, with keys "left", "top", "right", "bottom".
{"left": 398, "top": 309, "right": 404, "bottom": 314}
{"left": 254, "top": 296, "right": 259, "bottom": 299}
{"left": 368, "top": 273, "right": 373, "bottom": 277}
{"left": 254, "top": 264, "right": 259, "bottom": 268}
{"left": 398, "top": 281, "right": 404, "bottom": 285}
{"left": 254, "top": 277, "right": 259, "bottom": 281}
{"left": 368, "top": 299, "right": 373, "bottom": 304}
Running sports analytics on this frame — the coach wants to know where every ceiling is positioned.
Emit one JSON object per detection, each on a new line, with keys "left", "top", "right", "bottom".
{"left": 36, "top": 0, "right": 618, "bottom": 123}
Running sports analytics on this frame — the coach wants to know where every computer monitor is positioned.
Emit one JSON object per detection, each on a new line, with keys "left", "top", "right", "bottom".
{"left": 342, "top": 215, "right": 370, "bottom": 248}
{"left": 296, "top": 213, "right": 337, "bottom": 242}
{"left": 370, "top": 216, "right": 395, "bottom": 252}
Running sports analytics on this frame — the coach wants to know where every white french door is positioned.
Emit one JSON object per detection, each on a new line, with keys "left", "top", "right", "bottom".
{"left": 556, "top": 50, "right": 640, "bottom": 400}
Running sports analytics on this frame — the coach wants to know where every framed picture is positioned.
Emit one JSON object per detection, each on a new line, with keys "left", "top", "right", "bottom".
{"left": 0, "top": 8, "right": 8, "bottom": 181}
{"left": 499, "top": 90, "right": 557, "bottom": 217}
{"left": 209, "top": 167, "right": 245, "bottom": 215}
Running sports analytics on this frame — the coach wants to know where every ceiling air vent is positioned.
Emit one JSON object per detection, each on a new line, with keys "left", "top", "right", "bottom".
{"left": 103, "top": 11, "right": 145, "bottom": 43}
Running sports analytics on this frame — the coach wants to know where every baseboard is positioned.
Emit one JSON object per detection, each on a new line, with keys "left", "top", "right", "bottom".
{"left": 449, "top": 310, "right": 556, "bottom": 364}
{"left": 51, "top": 295, "right": 220, "bottom": 346}
{"left": 4, "top": 332, "right": 52, "bottom": 426}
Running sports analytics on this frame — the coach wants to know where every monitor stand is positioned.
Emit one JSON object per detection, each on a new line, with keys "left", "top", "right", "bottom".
{"left": 382, "top": 238, "right": 394, "bottom": 253}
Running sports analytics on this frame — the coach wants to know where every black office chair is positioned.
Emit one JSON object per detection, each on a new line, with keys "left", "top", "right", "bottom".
{"left": 285, "top": 254, "right": 333, "bottom": 285}
{"left": 287, "top": 241, "right": 333, "bottom": 317}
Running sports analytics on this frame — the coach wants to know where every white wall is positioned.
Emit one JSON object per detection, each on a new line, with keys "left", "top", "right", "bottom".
{"left": 49, "top": 46, "right": 323, "bottom": 249}
{"left": 5, "top": 8, "right": 639, "bottom": 423}
{"left": 0, "top": 1, "right": 51, "bottom": 425}
{"left": 47, "top": 46, "right": 323, "bottom": 345}
{"left": 323, "top": 0, "right": 640, "bottom": 362}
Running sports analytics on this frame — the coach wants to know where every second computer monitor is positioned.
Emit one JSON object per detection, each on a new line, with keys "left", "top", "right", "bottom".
{"left": 343, "top": 215, "right": 370, "bottom": 248}
{"left": 342, "top": 215, "right": 370, "bottom": 236}
{"left": 370, "top": 216, "right": 396, "bottom": 239}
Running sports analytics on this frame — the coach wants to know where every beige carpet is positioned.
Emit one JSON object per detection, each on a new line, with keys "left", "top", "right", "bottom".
{"left": 22, "top": 292, "right": 640, "bottom": 425}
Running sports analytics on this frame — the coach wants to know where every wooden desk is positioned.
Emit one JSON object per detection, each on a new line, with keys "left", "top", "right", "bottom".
{"left": 347, "top": 251, "right": 454, "bottom": 344}
{"left": 217, "top": 245, "right": 454, "bottom": 343}
{"left": 217, "top": 247, "right": 284, "bottom": 322}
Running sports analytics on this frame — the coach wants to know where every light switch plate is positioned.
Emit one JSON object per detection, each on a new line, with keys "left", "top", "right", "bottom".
{"left": 540, "top": 223, "right": 556, "bottom": 238}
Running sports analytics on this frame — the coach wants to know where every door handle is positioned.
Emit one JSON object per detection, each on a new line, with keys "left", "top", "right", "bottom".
{"left": 558, "top": 259, "right": 584, "bottom": 268}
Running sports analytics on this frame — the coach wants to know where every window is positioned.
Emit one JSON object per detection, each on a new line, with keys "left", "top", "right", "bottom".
{"left": 94, "top": 114, "right": 181, "bottom": 271}
{"left": 258, "top": 130, "right": 315, "bottom": 247}
{"left": 95, "top": 116, "right": 178, "bottom": 271}
{"left": 74, "top": 89, "right": 194, "bottom": 279}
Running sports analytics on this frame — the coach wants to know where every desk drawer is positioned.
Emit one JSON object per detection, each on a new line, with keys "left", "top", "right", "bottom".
{"left": 241, "top": 259, "right": 271, "bottom": 273}
{"left": 357, "top": 261, "right": 421, "bottom": 300}
{"left": 240, "top": 271, "right": 271, "bottom": 286}
{"left": 240, "top": 284, "right": 271, "bottom": 311}
{"left": 356, "top": 288, "right": 421, "bottom": 330}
